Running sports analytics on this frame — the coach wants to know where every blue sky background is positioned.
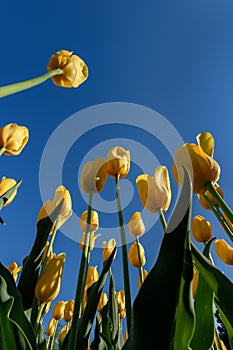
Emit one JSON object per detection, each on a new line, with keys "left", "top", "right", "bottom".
{"left": 1, "top": 0, "right": 233, "bottom": 332}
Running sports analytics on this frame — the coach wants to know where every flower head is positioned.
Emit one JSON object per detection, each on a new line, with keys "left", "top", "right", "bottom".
{"left": 47, "top": 50, "right": 88, "bottom": 88}
{"left": 128, "top": 241, "right": 146, "bottom": 268}
{"left": 106, "top": 146, "right": 130, "bottom": 178}
{"left": 80, "top": 210, "right": 99, "bottom": 233}
{"left": 115, "top": 290, "right": 126, "bottom": 319}
{"left": 215, "top": 239, "right": 233, "bottom": 265}
{"left": 136, "top": 165, "right": 171, "bottom": 213}
{"left": 0, "top": 177, "right": 17, "bottom": 207}
{"left": 102, "top": 238, "right": 117, "bottom": 261}
{"left": 7, "top": 262, "right": 22, "bottom": 282}
{"left": 52, "top": 300, "right": 66, "bottom": 320}
{"left": 197, "top": 183, "right": 224, "bottom": 210}
{"left": 46, "top": 318, "right": 57, "bottom": 337}
{"left": 80, "top": 231, "right": 101, "bottom": 251}
{"left": 64, "top": 299, "right": 75, "bottom": 322}
{"left": 0, "top": 123, "right": 29, "bottom": 156}
{"left": 80, "top": 158, "right": 107, "bottom": 194}
{"left": 192, "top": 215, "right": 212, "bottom": 243}
{"left": 128, "top": 212, "right": 145, "bottom": 237}
{"left": 196, "top": 131, "right": 215, "bottom": 157}
{"left": 97, "top": 292, "right": 108, "bottom": 312}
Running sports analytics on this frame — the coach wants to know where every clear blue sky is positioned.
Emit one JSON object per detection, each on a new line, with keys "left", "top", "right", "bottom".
{"left": 1, "top": 0, "right": 233, "bottom": 331}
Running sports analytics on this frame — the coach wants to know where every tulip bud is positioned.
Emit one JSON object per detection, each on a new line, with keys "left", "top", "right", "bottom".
{"left": 138, "top": 269, "right": 148, "bottom": 289}
{"left": 80, "top": 158, "right": 107, "bottom": 194}
{"left": 52, "top": 300, "right": 66, "bottom": 320}
{"left": 0, "top": 123, "right": 29, "bottom": 156}
{"left": 97, "top": 292, "right": 108, "bottom": 312}
{"left": 106, "top": 146, "right": 130, "bottom": 178}
{"left": 80, "top": 210, "right": 99, "bottom": 233}
{"left": 128, "top": 241, "right": 146, "bottom": 268}
{"left": 102, "top": 238, "right": 117, "bottom": 260}
{"left": 47, "top": 50, "right": 88, "bottom": 88}
{"left": 115, "top": 290, "right": 126, "bottom": 318}
{"left": 192, "top": 215, "right": 212, "bottom": 243}
{"left": 85, "top": 266, "right": 99, "bottom": 287}
{"left": 0, "top": 177, "right": 17, "bottom": 207}
{"left": 35, "top": 253, "right": 66, "bottom": 304}
{"left": 7, "top": 262, "right": 22, "bottom": 282}
{"left": 196, "top": 131, "right": 215, "bottom": 157}
{"left": 215, "top": 239, "right": 233, "bottom": 265}
{"left": 128, "top": 212, "right": 145, "bottom": 237}
{"left": 197, "top": 183, "right": 224, "bottom": 210}
{"left": 64, "top": 299, "right": 75, "bottom": 322}
{"left": 80, "top": 232, "right": 101, "bottom": 251}
{"left": 46, "top": 318, "right": 57, "bottom": 336}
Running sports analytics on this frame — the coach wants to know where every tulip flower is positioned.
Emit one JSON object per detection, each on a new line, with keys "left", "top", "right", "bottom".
{"left": 79, "top": 210, "right": 99, "bottom": 233}
{"left": 47, "top": 50, "right": 88, "bottom": 88}
{"left": 0, "top": 177, "right": 18, "bottom": 207}
{"left": 138, "top": 269, "right": 148, "bottom": 289}
{"left": 52, "top": 300, "right": 66, "bottom": 320}
{"left": 82, "top": 266, "right": 99, "bottom": 313}
{"left": 106, "top": 146, "right": 130, "bottom": 178}
{"left": 136, "top": 165, "right": 171, "bottom": 213}
{"left": 80, "top": 231, "right": 101, "bottom": 251}
{"left": 197, "top": 183, "right": 224, "bottom": 210}
{"left": 102, "top": 238, "right": 117, "bottom": 260}
{"left": 215, "top": 239, "right": 233, "bottom": 265}
{"left": 128, "top": 241, "right": 146, "bottom": 268}
{"left": 172, "top": 143, "right": 220, "bottom": 194}
{"left": 80, "top": 157, "right": 107, "bottom": 194}
{"left": 58, "top": 324, "right": 71, "bottom": 343}
{"left": 192, "top": 215, "right": 212, "bottom": 243}
{"left": 35, "top": 253, "right": 66, "bottom": 304}
{"left": 196, "top": 131, "right": 215, "bottom": 157}
{"left": 64, "top": 299, "right": 75, "bottom": 323}
{"left": 97, "top": 292, "right": 108, "bottom": 312}
{"left": 0, "top": 123, "right": 29, "bottom": 156}
{"left": 128, "top": 212, "right": 145, "bottom": 237}
{"left": 37, "top": 185, "right": 72, "bottom": 229}
{"left": 46, "top": 318, "right": 57, "bottom": 337}
{"left": 7, "top": 262, "right": 22, "bottom": 282}
{"left": 115, "top": 290, "right": 126, "bottom": 319}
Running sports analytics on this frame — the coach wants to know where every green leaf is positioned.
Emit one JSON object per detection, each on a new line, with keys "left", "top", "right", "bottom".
{"left": 108, "top": 273, "right": 121, "bottom": 345}
{"left": 91, "top": 317, "right": 108, "bottom": 350}
{"left": 0, "top": 179, "right": 22, "bottom": 210}
{"left": 122, "top": 167, "right": 192, "bottom": 350}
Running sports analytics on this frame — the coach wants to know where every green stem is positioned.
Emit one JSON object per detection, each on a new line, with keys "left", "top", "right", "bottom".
{"left": 0, "top": 147, "right": 6, "bottom": 156}
{"left": 205, "top": 182, "right": 233, "bottom": 225}
{"left": 49, "top": 320, "right": 58, "bottom": 350}
{"left": 202, "top": 193, "right": 233, "bottom": 242}
{"left": 67, "top": 191, "right": 93, "bottom": 350}
{"left": 115, "top": 174, "right": 132, "bottom": 332}
{"left": 135, "top": 236, "right": 144, "bottom": 286}
{"left": 0, "top": 68, "right": 63, "bottom": 98}
{"left": 33, "top": 302, "right": 45, "bottom": 335}
{"left": 158, "top": 208, "right": 167, "bottom": 233}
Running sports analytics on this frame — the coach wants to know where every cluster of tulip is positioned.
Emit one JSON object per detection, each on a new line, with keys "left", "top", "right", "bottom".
{"left": 1, "top": 48, "right": 233, "bottom": 350}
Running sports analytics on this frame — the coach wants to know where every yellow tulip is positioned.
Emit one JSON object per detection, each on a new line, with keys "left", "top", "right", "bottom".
{"left": 80, "top": 210, "right": 99, "bottom": 233}
{"left": 215, "top": 239, "right": 233, "bottom": 265}
{"left": 0, "top": 123, "right": 29, "bottom": 156}
{"left": 115, "top": 290, "right": 126, "bottom": 319}
{"left": 172, "top": 143, "right": 220, "bottom": 194}
{"left": 43, "top": 302, "right": 51, "bottom": 315}
{"left": 128, "top": 212, "right": 145, "bottom": 237}
{"left": 46, "top": 318, "right": 57, "bottom": 336}
{"left": 196, "top": 131, "right": 215, "bottom": 157}
{"left": 106, "top": 146, "right": 130, "bottom": 178}
{"left": 58, "top": 324, "right": 71, "bottom": 343}
{"left": 82, "top": 266, "right": 99, "bottom": 313}
{"left": 0, "top": 177, "right": 17, "bottom": 207}
{"left": 52, "top": 300, "right": 66, "bottom": 320}
{"left": 37, "top": 185, "right": 72, "bottom": 229}
{"left": 64, "top": 299, "right": 75, "bottom": 322}
{"left": 80, "top": 231, "right": 101, "bottom": 251}
{"left": 102, "top": 238, "right": 117, "bottom": 260}
{"left": 197, "top": 183, "right": 224, "bottom": 210}
{"left": 35, "top": 253, "right": 66, "bottom": 304}
{"left": 136, "top": 165, "right": 171, "bottom": 213}
{"left": 80, "top": 158, "right": 107, "bottom": 194}
{"left": 97, "top": 292, "right": 108, "bottom": 312}
{"left": 128, "top": 241, "right": 146, "bottom": 268}
{"left": 7, "top": 262, "right": 22, "bottom": 282}
{"left": 47, "top": 50, "right": 88, "bottom": 88}
{"left": 137, "top": 269, "right": 148, "bottom": 289}
{"left": 192, "top": 215, "right": 212, "bottom": 243}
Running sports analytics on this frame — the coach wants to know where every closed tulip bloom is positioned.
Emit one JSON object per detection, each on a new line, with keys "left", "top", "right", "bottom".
{"left": 80, "top": 210, "right": 99, "bottom": 233}
{"left": 80, "top": 231, "right": 101, "bottom": 251}
{"left": 35, "top": 253, "right": 66, "bottom": 304}
{"left": 46, "top": 318, "right": 57, "bottom": 336}
{"left": 58, "top": 324, "right": 71, "bottom": 343}
{"left": 136, "top": 166, "right": 171, "bottom": 213}
{"left": 85, "top": 266, "right": 99, "bottom": 288}
{"left": 138, "top": 269, "right": 149, "bottom": 289}
{"left": 128, "top": 241, "right": 146, "bottom": 268}
{"left": 215, "top": 239, "right": 233, "bottom": 265}
{"left": 128, "top": 212, "right": 145, "bottom": 237}
{"left": 115, "top": 290, "right": 126, "bottom": 319}
{"left": 52, "top": 300, "right": 66, "bottom": 320}
{"left": 197, "top": 183, "right": 224, "bottom": 210}
{"left": 102, "top": 238, "right": 117, "bottom": 260}
{"left": 97, "top": 292, "right": 108, "bottom": 312}
{"left": 47, "top": 50, "right": 88, "bottom": 88}
{"left": 80, "top": 158, "right": 107, "bottom": 194}
{"left": 172, "top": 143, "right": 220, "bottom": 194}
{"left": 196, "top": 131, "right": 215, "bottom": 157}
{"left": 192, "top": 215, "right": 212, "bottom": 243}
{"left": 106, "top": 146, "right": 130, "bottom": 178}
{"left": 0, "top": 123, "right": 29, "bottom": 156}
{"left": 64, "top": 299, "right": 75, "bottom": 322}
{"left": 7, "top": 262, "right": 22, "bottom": 282}
{"left": 0, "top": 177, "right": 17, "bottom": 207}
{"left": 37, "top": 185, "right": 72, "bottom": 229}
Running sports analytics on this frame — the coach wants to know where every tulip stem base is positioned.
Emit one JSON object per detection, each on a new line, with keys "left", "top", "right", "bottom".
{"left": 0, "top": 68, "right": 63, "bottom": 98}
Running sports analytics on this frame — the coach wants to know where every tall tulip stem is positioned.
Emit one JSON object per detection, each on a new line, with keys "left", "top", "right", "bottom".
{"left": 33, "top": 302, "right": 46, "bottom": 335}
{"left": 0, "top": 68, "right": 63, "bottom": 98}
{"left": 135, "top": 236, "right": 144, "bottom": 286}
{"left": 67, "top": 191, "right": 93, "bottom": 350}
{"left": 115, "top": 174, "right": 132, "bottom": 332}
{"left": 158, "top": 208, "right": 167, "bottom": 233}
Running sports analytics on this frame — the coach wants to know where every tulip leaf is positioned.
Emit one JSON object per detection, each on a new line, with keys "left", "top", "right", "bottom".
{"left": 108, "top": 273, "right": 121, "bottom": 345}
{"left": 215, "top": 301, "right": 233, "bottom": 350}
{"left": 91, "top": 316, "right": 109, "bottom": 350}
{"left": 190, "top": 239, "right": 215, "bottom": 350}
{"left": 0, "top": 262, "right": 38, "bottom": 350}
{"left": 122, "top": 167, "right": 192, "bottom": 350}
{"left": 17, "top": 199, "right": 64, "bottom": 310}
{"left": 0, "top": 179, "right": 22, "bottom": 210}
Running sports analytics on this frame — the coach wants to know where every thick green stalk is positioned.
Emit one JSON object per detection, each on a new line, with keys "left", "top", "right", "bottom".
{"left": 135, "top": 236, "right": 144, "bottom": 286}
{"left": 115, "top": 174, "right": 132, "bottom": 332}
{"left": 0, "top": 147, "right": 6, "bottom": 156}
{"left": 67, "top": 191, "right": 93, "bottom": 350}
{"left": 0, "top": 68, "right": 63, "bottom": 98}
{"left": 33, "top": 302, "right": 46, "bottom": 335}
{"left": 158, "top": 208, "right": 167, "bottom": 233}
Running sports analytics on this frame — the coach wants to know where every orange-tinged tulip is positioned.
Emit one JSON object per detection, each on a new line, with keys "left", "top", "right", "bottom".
{"left": 97, "top": 292, "right": 108, "bottom": 312}
{"left": 52, "top": 300, "right": 66, "bottom": 320}
{"left": 35, "top": 253, "right": 66, "bottom": 304}
{"left": 80, "top": 158, "right": 107, "bottom": 194}
{"left": 215, "top": 239, "right": 233, "bottom": 265}
{"left": 136, "top": 166, "right": 171, "bottom": 213}
{"left": 0, "top": 123, "right": 29, "bottom": 156}
{"left": 37, "top": 185, "right": 72, "bottom": 229}
{"left": 197, "top": 183, "right": 224, "bottom": 210}
{"left": 46, "top": 318, "right": 57, "bottom": 336}
{"left": 196, "top": 131, "right": 215, "bottom": 157}
{"left": 106, "top": 146, "right": 130, "bottom": 178}
{"left": 128, "top": 241, "right": 146, "bottom": 268}
{"left": 192, "top": 215, "right": 212, "bottom": 243}
{"left": 47, "top": 50, "right": 88, "bottom": 88}
{"left": 172, "top": 143, "right": 220, "bottom": 194}
{"left": 102, "top": 238, "right": 117, "bottom": 260}
{"left": 128, "top": 212, "right": 145, "bottom": 237}
{"left": 115, "top": 290, "right": 126, "bottom": 319}
{"left": 138, "top": 269, "right": 149, "bottom": 289}
{"left": 7, "top": 262, "right": 22, "bottom": 282}
{"left": 80, "top": 210, "right": 99, "bottom": 233}
{"left": 64, "top": 299, "right": 75, "bottom": 322}
{"left": 0, "top": 177, "right": 17, "bottom": 207}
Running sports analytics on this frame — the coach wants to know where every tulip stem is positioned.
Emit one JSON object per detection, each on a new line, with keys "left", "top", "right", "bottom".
{"left": 158, "top": 208, "right": 167, "bottom": 233}
{"left": 33, "top": 302, "right": 46, "bottom": 335}
{"left": 0, "top": 147, "right": 6, "bottom": 156}
{"left": 67, "top": 191, "right": 93, "bottom": 350}
{"left": 135, "top": 236, "right": 144, "bottom": 286}
{"left": 49, "top": 320, "right": 58, "bottom": 350}
{"left": 0, "top": 68, "right": 63, "bottom": 98}
{"left": 206, "top": 182, "right": 233, "bottom": 225}
{"left": 115, "top": 174, "right": 132, "bottom": 333}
